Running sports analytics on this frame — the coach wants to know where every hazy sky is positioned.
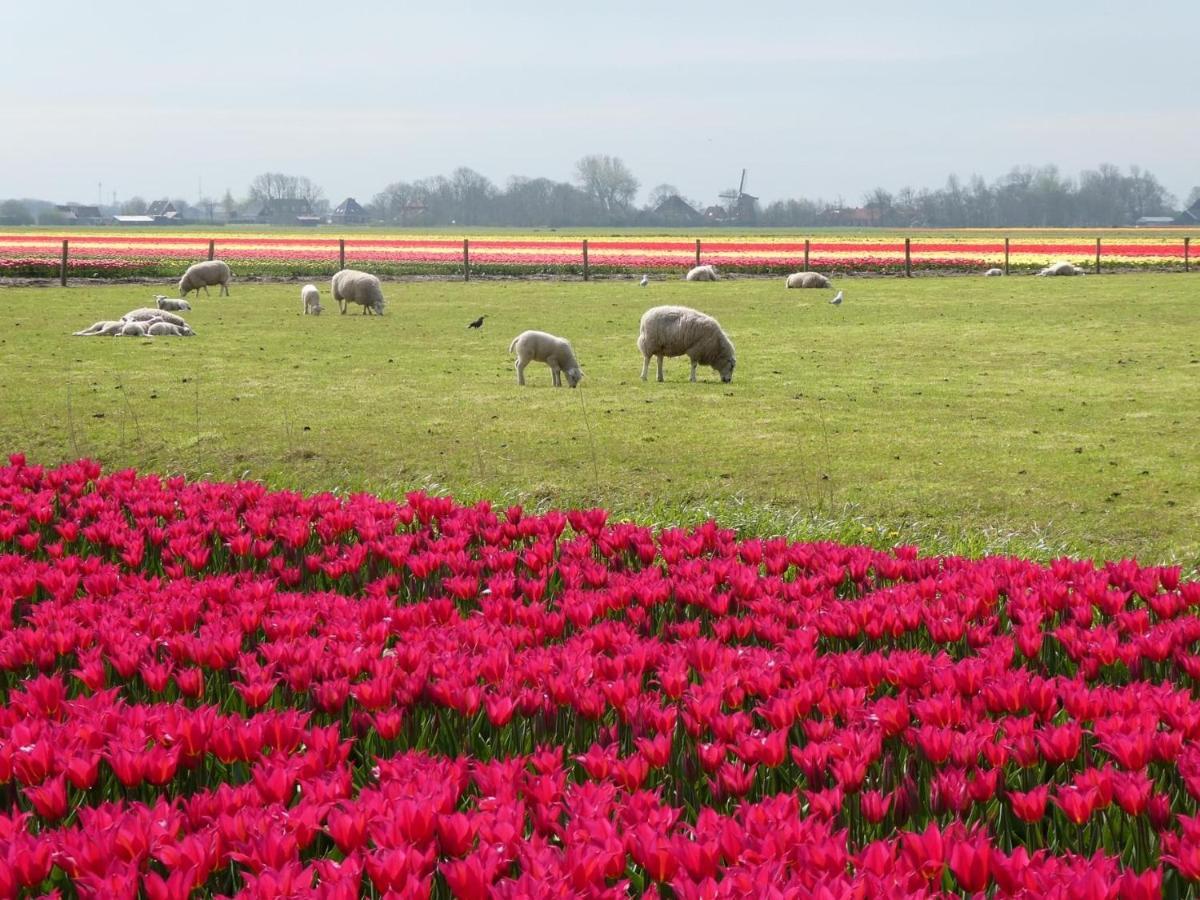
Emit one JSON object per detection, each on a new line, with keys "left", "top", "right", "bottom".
{"left": 3, "top": 0, "right": 1197, "bottom": 209}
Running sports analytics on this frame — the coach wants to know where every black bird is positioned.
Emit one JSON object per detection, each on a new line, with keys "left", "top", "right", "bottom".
{"left": 467, "top": 315, "right": 486, "bottom": 329}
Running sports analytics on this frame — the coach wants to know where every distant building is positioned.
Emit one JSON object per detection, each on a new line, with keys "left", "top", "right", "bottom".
{"left": 651, "top": 195, "right": 703, "bottom": 225}
{"left": 255, "top": 198, "right": 317, "bottom": 225}
{"left": 818, "top": 206, "right": 883, "bottom": 227}
{"left": 1177, "top": 199, "right": 1200, "bottom": 225}
{"left": 331, "top": 197, "right": 368, "bottom": 225}
{"left": 146, "top": 199, "right": 180, "bottom": 220}
{"left": 1135, "top": 216, "right": 1177, "bottom": 227}
{"left": 54, "top": 204, "right": 105, "bottom": 225}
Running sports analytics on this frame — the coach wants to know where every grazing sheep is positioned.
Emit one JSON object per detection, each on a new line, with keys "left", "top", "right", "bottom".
{"left": 118, "top": 321, "right": 148, "bottom": 337}
{"left": 154, "top": 295, "right": 192, "bottom": 312}
{"left": 178, "top": 260, "right": 233, "bottom": 298}
{"left": 685, "top": 264, "right": 719, "bottom": 282}
{"left": 786, "top": 272, "right": 831, "bottom": 289}
{"left": 146, "top": 321, "right": 195, "bottom": 337}
{"left": 122, "top": 308, "right": 188, "bottom": 327}
{"left": 509, "top": 330, "right": 584, "bottom": 388}
{"left": 638, "top": 305, "right": 736, "bottom": 384}
{"left": 73, "top": 320, "right": 125, "bottom": 336}
{"left": 331, "top": 269, "right": 385, "bottom": 315}
{"left": 984, "top": 268, "right": 1004, "bottom": 277}
{"left": 1038, "top": 261, "right": 1087, "bottom": 277}
{"left": 301, "top": 284, "right": 323, "bottom": 316}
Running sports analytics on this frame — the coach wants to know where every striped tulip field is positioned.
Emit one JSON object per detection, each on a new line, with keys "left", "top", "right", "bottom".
{"left": 0, "top": 231, "right": 1194, "bottom": 279}
{"left": 2, "top": 456, "right": 1199, "bottom": 896}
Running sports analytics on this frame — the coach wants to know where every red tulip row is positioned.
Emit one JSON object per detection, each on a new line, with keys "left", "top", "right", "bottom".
{"left": 1, "top": 456, "right": 1197, "bottom": 896}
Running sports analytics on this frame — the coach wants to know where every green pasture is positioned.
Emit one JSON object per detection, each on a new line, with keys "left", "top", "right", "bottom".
{"left": 0, "top": 273, "right": 1197, "bottom": 564}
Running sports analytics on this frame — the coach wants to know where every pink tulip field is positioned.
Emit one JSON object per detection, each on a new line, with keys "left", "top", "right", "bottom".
{"left": 1, "top": 456, "right": 1198, "bottom": 896}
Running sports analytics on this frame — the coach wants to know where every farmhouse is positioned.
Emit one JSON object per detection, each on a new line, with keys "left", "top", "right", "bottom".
{"left": 54, "top": 204, "right": 105, "bottom": 225}
{"left": 256, "top": 198, "right": 321, "bottom": 226}
{"left": 331, "top": 197, "right": 368, "bottom": 225}
{"left": 146, "top": 199, "right": 180, "bottom": 220}
{"left": 649, "top": 195, "right": 704, "bottom": 226}
{"left": 1177, "top": 199, "right": 1200, "bottom": 225}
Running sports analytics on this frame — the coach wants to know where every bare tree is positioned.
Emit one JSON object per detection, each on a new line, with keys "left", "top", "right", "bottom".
{"left": 0, "top": 200, "right": 34, "bottom": 224}
{"left": 574, "top": 154, "right": 639, "bottom": 219}
{"left": 248, "top": 172, "right": 326, "bottom": 209}
{"left": 120, "top": 196, "right": 147, "bottom": 215}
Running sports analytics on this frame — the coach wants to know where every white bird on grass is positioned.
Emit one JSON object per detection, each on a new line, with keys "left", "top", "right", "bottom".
{"left": 639, "top": 274, "right": 649, "bottom": 286}
{"left": 830, "top": 290, "right": 844, "bottom": 306}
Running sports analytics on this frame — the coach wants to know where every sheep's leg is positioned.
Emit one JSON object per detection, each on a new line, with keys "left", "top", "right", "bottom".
{"left": 550, "top": 364, "right": 562, "bottom": 387}
{"left": 221, "top": 283, "right": 229, "bottom": 296}
{"left": 202, "top": 285, "right": 210, "bottom": 296}
{"left": 656, "top": 355, "right": 665, "bottom": 383}
{"left": 689, "top": 359, "right": 698, "bottom": 383}
{"left": 516, "top": 360, "right": 527, "bottom": 386}
{"left": 640, "top": 355, "right": 650, "bottom": 381}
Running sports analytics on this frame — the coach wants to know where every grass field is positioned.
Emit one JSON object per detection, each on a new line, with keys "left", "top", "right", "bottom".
{"left": 1, "top": 273, "right": 1197, "bottom": 564}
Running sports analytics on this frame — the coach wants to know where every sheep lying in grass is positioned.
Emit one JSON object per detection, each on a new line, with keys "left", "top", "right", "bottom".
{"left": 154, "top": 295, "right": 192, "bottom": 312}
{"left": 122, "top": 308, "right": 188, "bottom": 327}
{"left": 73, "top": 320, "right": 125, "bottom": 336}
{"left": 301, "top": 284, "right": 323, "bottom": 316}
{"left": 984, "top": 268, "right": 1004, "bottom": 277}
{"left": 638, "top": 305, "right": 735, "bottom": 383}
{"left": 179, "top": 260, "right": 233, "bottom": 297}
{"left": 1038, "top": 261, "right": 1087, "bottom": 276}
{"left": 786, "top": 272, "right": 831, "bottom": 289}
{"left": 685, "top": 264, "right": 719, "bottom": 282}
{"left": 146, "top": 321, "right": 195, "bottom": 336}
{"left": 509, "top": 330, "right": 584, "bottom": 388}
{"left": 331, "top": 269, "right": 385, "bottom": 315}
{"left": 119, "top": 321, "right": 148, "bottom": 337}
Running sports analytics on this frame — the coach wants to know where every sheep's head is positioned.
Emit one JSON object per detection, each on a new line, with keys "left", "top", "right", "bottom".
{"left": 372, "top": 300, "right": 385, "bottom": 316}
{"left": 566, "top": 368, "right": 584, "bottom": 388}
{"left": 716, "top": 356, "right": 735, "bottom": 383}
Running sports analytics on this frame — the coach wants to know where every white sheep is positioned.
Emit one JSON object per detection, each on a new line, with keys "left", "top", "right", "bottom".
{"left": 331, "top": 269, "right": 385, "bottom": 315}
{"left": 118, "top": 321, "right": 148, "bottom": 337}
{"left": 509, "top": 330, "right": 584, "bottom": 388}
{"left": 122, "top": 308, "right": 188, "bottom": 327}
{"left": 785, "top": 272, "right": 831, "bottom": 289}
{"left": 301, "top": 284, "right": 323, "bottom": 316}
{"left": 984, "top": 268, "right": 1004, "bottom": 277}
{"left": 1038, "top": 261, "right": 1087, "bottom": 277}
{"left": 146, "top": 321, "right": 195, "bottom": 336}
{"left": 638, "top": 305, "right": 736, "bottom": 384}
{"left": 685, "top": 264, "right": 719, "bottom": 282}
{"left": 73, "top": 320, "right": 125, "bottom": 336}
{"left": 178, "top": 260, "right": 233, "bottom": 298}
{"left": 154, "top": 295, "right": 192, "bottom": 312}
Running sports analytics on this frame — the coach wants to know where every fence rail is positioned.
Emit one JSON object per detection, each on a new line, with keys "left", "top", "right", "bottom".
{"left": 2, "top": 234, "right": 1196, "bottom": 283}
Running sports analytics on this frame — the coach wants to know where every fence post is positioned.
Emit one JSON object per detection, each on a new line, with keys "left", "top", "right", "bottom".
{"left": 338, "top": 239, "right": 345, "bottom": 272}
{"left": 582, "top": 239, "right": 589, "bottom": 281}
{"left": 904, "top": 237, "right": 912, "bottom": 278}
{"left": 1095, "top": 237, "right": 1101, "bottom": 275}
{"left": 463, "top": 238, "right": 470, "bottom": 282}
{"left": 1186, "top": 237, "right": 1191, "bottom": 272}
{"left": 695, "top": 239, "right": 701, "bottom": 267}
{"left": 207, "top": 239, "right": 215, "bottom": 261}
{"left": 1004, "top": 237, "right": 1010, "bottom": 275}
{"left": 60, "top": 240, "right": 68, "bottom": 287}
{"left": 804, "top": 239, "right": 810, "bottom": 271}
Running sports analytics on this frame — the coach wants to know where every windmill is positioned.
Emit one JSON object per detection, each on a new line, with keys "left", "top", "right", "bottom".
{"left": 717, "top": 169, "right": 758, "bottom": 222}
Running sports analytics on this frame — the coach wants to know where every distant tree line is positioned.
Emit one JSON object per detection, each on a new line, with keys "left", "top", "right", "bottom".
{"left": 2, "top": 161, "right": 1195, "bottom": 229}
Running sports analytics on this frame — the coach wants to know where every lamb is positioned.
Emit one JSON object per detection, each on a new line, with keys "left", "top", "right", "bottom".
{"left": 301, "top": 283, "right": 323, "bottom": 316}
{"left": 154, "top": 295, "right": 192, "bottom": 312}
{"left": 331, "top": 269, "right": 385, "bottom": 315}
{"left": 122, "top": 308, "right": 188, "bottom": 327}
{"left": 1038, "top": 261, "right": 1087, "bottom": 277}
{"left": 178, "top": 260, "right": 233, "bottom": 298}
{"left": 73, "top": 320, "right": 125, "bottom": 336}
{"left": 146, "top": 321, "right": 195, "bottom": 337}
{"left": 785, "top": 272, "right": 831, "bottom": 289}
{"left": 637, "top": 305, "right": 736, "bottom": 384}
{"left": 509, "top": 330, "right": 584, "bottom": 388}
{"left": 984, "top": 268, "right": 1004, "bottom": 277}
{"left": 118, "top": 321, "right": 148, "bottom": 337}
{"left": 685, "top": 264, "right": 719, "bottom": 282}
